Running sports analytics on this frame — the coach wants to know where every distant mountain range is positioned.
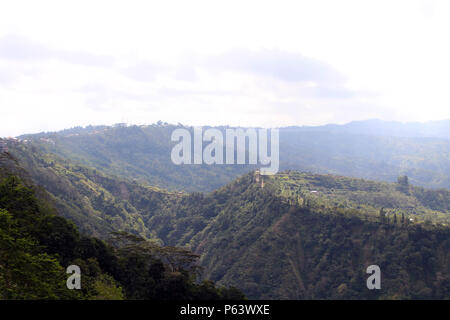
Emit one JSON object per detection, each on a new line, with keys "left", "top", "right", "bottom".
{"left": 14, "top": 119, "right": 450, "bottom": 190}
{"left": 1, "top": 146, "right": 449, "bottom": 299}
{"left": 1, "top": 118, "right": 449, "bottom": 299}
{"left": 283, "top": 119, "right": 450, "bottom": 139}
{"left": 1, "top": 118, "right": 445, "bottom": 299}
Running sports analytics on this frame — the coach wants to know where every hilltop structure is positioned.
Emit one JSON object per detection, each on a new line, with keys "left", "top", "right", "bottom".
{"left": 254, "top": 169, "right": 265, "bottom": 188}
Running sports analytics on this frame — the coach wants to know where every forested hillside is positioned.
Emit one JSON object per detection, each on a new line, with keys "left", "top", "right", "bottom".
{"left": 2, "top": 145, "right": 448, "bottom": 299}
{"left": 0, "top": 155, "right": 244, "bottom": 300}
{"left": 4, "top": 143, "right": 172, "bottom": 239}
{"left": 180, "top": 173, "right": 449, "bottom": 299}
{"left": 2, "top": 0, "right": 448, "bottom": 304}
{"left": 17, "top": 125, "right": 253, "bottom": 192}
{"left": 17, "top": 121, "right": 450, "bottom": 191}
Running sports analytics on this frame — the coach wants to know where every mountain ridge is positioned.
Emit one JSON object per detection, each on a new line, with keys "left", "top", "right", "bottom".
{"left": 9, "top": 120, "right": 450, "bottom": 191}
{"left": 2, "top": 144, "right": 449, "bottom": 299}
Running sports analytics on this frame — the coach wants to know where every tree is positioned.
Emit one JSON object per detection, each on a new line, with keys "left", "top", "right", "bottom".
{"left": 397, "top": 176, "right": 409, "bottom": 193}
{"left": 397, "top": 176, "right": 409, "bottom": 186}
{"left": 0, "top": 209, "right": 75, "bottom": 299}
{"left": 379, "top": 208, "right": 386, "bottom": 223}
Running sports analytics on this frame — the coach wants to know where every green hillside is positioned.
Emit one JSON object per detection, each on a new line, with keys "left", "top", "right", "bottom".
{"left": 0, "top": 154, "right": 244, "bottom": 300}
{"left": 3, "top": 144, "right": 448, "bottom": 299}
{"left": 181, "top": 172, "right": 449, "bottom": 299}
{"left": 18, "top": 125, "right": 252, "bottom": 192}
{"left": 17, "top": 122, "right": 450, "bottom": 192}
{"left": 271, "top": 171, "right": 449, "bottom": 225}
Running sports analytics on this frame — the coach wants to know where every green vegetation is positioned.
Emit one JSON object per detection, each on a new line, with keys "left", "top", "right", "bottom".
{"left": 270, "top": 171, "right": 449, "bottom": 225}
{"left": 0, "top": 171, "right": 245, "bottom": 300}
{"left": 18, "top": 123, "right": 450, "bottom": 191}
{"left": 1, "top": 144, "right": 449, "bottom": 300}
{"left": 4, "top": 143, "right": 173, "bottom": 239}
{"left": 141, "top": 172, "right": 447, "bottom": 299}
{"left": 280, "top": 129, "right": 450, "bottom": 190}
{"left": 19, "top": 124, "right": 252, "bottom": 192}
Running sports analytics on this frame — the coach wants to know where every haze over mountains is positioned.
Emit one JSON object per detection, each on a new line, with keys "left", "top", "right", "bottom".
{"left": 285, "top": 119, "right": 450, "bottom": 139}
{"left": 1, "top": 118, "right": 449, "bottom": 299}
{"left": 2, "top": 0, "right": 450, "bottom": 303}
{"left": 1, "top": 143, "right": 449, "bottom": 299}
{"left": 16, "top": 119, "right": 450, "bottom": 191}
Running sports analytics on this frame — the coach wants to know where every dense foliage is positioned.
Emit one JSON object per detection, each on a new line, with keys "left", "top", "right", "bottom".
{"left": 1, "top": 144, "right": 449, "bottom": 299}
{"left": 18, "top": 124, "right": 252, "bottom": 192}
{"left": 122, "top": 171, "right": 448, "bottom": 299}
{"left": 176, "top": 173, "right": 449, "bottom": 299}
{"left": 0, "top": 170, "right": 245, "bottom": 300}
{"left": 17, "top": 121, "right": 450, "bottom": 191}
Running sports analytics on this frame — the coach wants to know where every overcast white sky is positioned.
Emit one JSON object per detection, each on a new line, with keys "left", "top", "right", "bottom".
{"left": 0, "top": 0, "right": 449, "bottom": 137}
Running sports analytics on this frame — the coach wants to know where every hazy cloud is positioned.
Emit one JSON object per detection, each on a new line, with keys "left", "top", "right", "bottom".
{"left": 157, "top": 87, "right": 243, "bottom": 97}
{"left": 0, "top": 34, "right": 115, "bottom": 67}
{"left": 189, "top": 49, "right": 356, "bottom": 99}
{"left": 1, "top": 0, "right": 449, "bottom": 136}
{"left": 122, "top": 61, "right": 168, "bottom": 82}
{"left": 205, "top": 49, "right": 344, "bottom": 84}
{"left": 0, "top": 67, "right": 16, "bottom": 84}
{"left": 77, "top": 84, "right": 161, "bottom": 111}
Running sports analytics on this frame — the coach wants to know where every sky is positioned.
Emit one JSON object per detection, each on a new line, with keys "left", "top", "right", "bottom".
{"left": 0, "top": 0, "right": 449, "bottom": 137}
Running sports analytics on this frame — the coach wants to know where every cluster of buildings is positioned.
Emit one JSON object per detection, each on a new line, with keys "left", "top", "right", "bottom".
{"left": 0, "top": 137, "right": 27, "bottom": 153}
{"left": 39, "top": 137, "right": 55, "bottom": 145}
